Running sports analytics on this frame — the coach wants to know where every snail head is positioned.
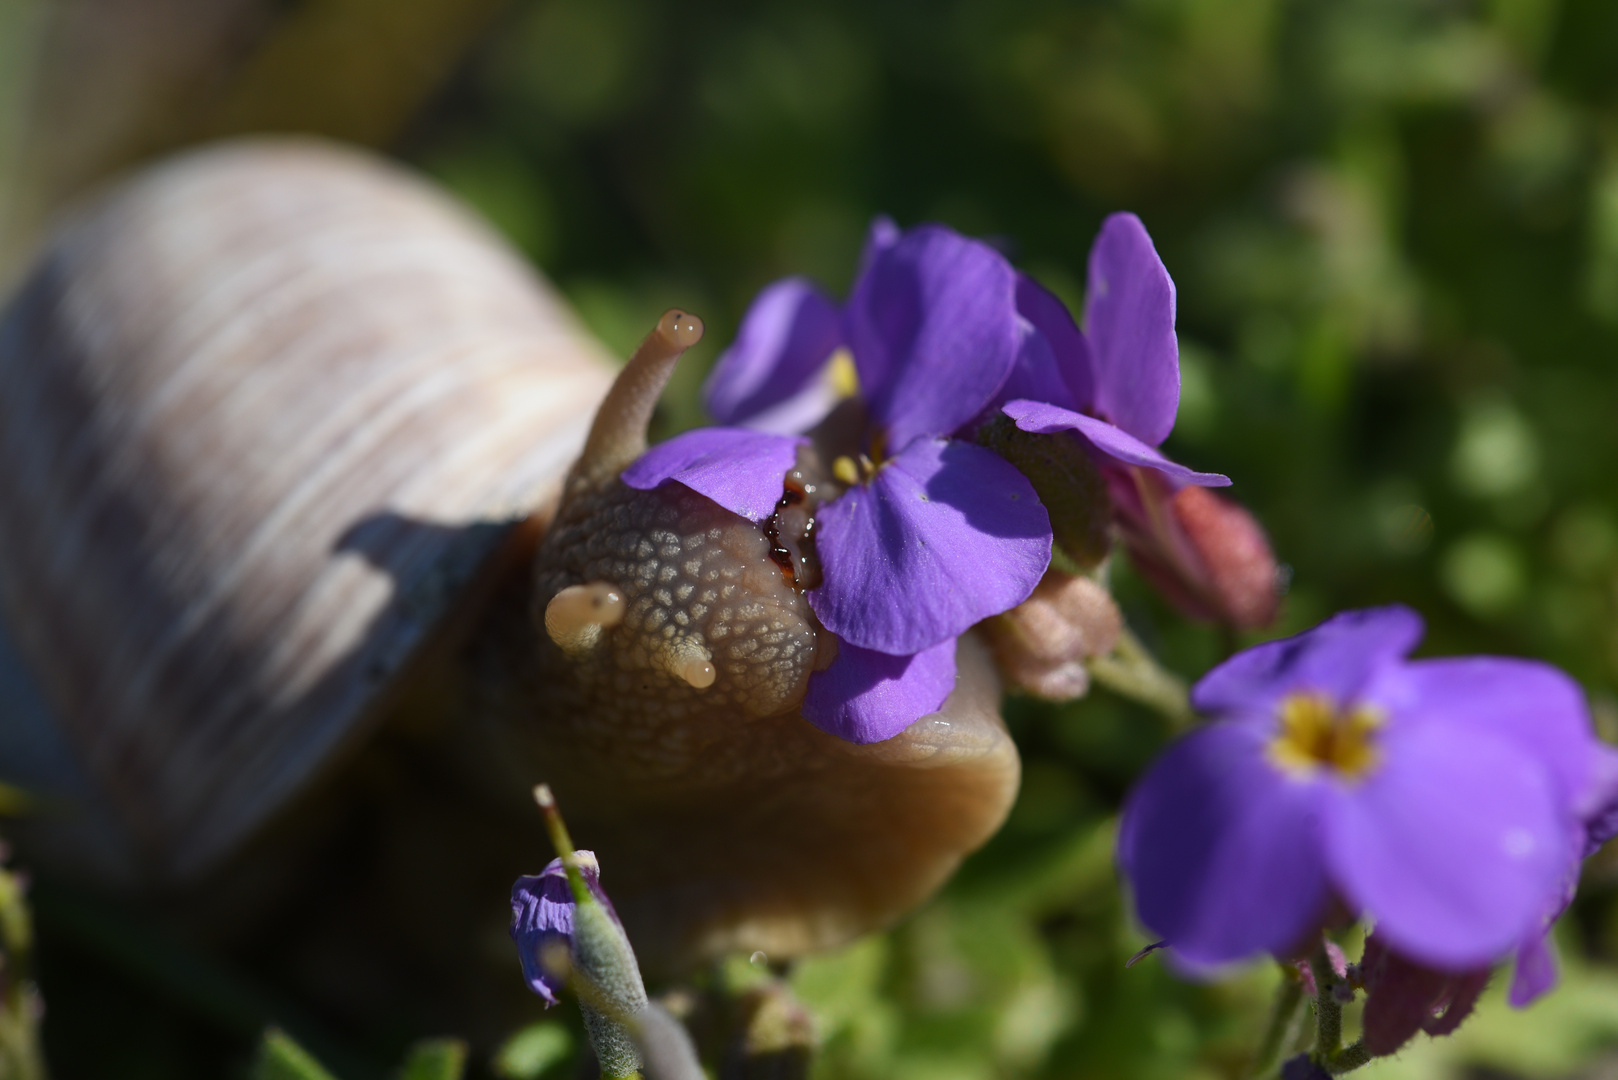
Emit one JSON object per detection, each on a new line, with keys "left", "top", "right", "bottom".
{"left": 532, "top": 312, "right": 823, "bottom": 775}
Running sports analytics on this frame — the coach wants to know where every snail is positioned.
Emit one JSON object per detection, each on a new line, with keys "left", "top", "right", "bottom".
{"left": 0, "top": 138, "right": 1020, "bottom": 985}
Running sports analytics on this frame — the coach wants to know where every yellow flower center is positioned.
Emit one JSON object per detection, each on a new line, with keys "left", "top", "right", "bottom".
{"left": 832, "top": 453, "right": 879, "bottom": 486}
{"left": 1267, "top": 692, "right": 1383, "bottom": 779}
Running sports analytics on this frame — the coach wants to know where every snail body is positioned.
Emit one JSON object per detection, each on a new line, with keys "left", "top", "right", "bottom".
{"left": 0, "top": 138, "right": 1019, "bottom": 981}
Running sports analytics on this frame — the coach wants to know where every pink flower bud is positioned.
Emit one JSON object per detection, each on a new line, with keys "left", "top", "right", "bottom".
{"left": 1360, "top": 934, "right": 1490, "bottom": 1056}
{"left": 984, "top": 570, "right": 1122, "bottom": 701}
{"left": 1109, "top": 466, "right": 1281, "bottom": 630}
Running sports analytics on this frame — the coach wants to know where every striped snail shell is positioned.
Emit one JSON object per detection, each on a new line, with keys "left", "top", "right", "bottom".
{"left": 0, "top": 138, "right": 1020, "bottom": 974}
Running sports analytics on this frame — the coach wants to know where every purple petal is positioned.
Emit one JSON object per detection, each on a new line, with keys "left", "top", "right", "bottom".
{"left": 1191, "top": 606, "right": 1425, "bottom": 719}
{"left": 1003, "top": 400, "right": 1230, "bottom": 487}
{"left": 1368, "top": 657, "right": 1597, "bottom": 813}
{"left": 801, "top": 637, "right": 958, "bottom": 744}
{"left": 510, "top": 852, "right": 615, "bottom": 1005}
{"left": 1325, "top": 725, "right": 1572, "bottom": 969}
{"left": 1084, "top": 212, "right": 1180, "bottom": 447}
{"left": 621, "top": 427, "right": 805, "bottom": 522}
{"left": 994, "top": 275, "right": 1088, "bottom": 411}
{"left": 857, "top": 215, "right": 901, "bottom": 275}
{"left": 1580, "top": 744, "right": 1618, "bottom": 854}
{"left": 704, "top": 277, "right": 843, "bottom": 427}
{"left": 1117, "top": 723, "right": 1331, "bottom": 966}
{"left": 809, "top": 437, "right": 1051, "bottom": 654}
{"left": 845, "top": 224, "right": 1020, "bottom": 446}
{"left": 1509, "top": 931, "right": 1559, "bottom": 1007}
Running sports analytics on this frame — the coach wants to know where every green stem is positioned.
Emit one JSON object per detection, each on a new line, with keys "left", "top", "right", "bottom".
{"left": 532, "top": 784, "right": 593, "bottom": 907}
{"left": 531, "top": 785, "right": 646, "bottom": 1080}
{"left": 1086, "top": 627, "right": 1194, "bottom": 729}
{"left": 1307, "top": 944, "right": 1376, "bottom": 1075}
{"left": 1246, "top": 966, "right": 1306, "bottom": 1080}
{"left": 1309, "top": 943, "right": 1343, "bottom": 1057}
{"left": 1322, "top": 1040, "right": 1373, "bottom": 1075}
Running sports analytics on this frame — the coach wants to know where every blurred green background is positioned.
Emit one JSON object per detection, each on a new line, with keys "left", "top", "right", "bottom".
{"left": 7, "top": 0, "right": 1618, "bottom": 1076}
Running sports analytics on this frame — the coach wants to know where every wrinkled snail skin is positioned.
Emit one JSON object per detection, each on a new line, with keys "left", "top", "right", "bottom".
{"left": 0, "top": 137, "right": 1021, "bottom": 983}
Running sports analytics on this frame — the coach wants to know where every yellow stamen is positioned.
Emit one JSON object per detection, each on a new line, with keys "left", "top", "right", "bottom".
{"left": 828, "top": 348, "right": 859, "bottom": 398}
{"left": 1268, "top": 692, "right": 1383, "bottom": 779}
{"left": 833, "top": 455, "right": 861, "bottom": 486}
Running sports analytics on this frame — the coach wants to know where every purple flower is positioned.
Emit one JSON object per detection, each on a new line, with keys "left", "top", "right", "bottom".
{"left": 628, "top": 222, "right": 1055, "bottom": 743}
{"left": 509, "top": 851, "right": 618, "bottom": 1005}
{"left": 628, "top": 215, "right": 1229, "bottom": 742}
{"left": 994, "top": 213, "right": 1228, "bottom": 489}
{"left": 1118, "top": 606, "right": 1611, "bottom": 978}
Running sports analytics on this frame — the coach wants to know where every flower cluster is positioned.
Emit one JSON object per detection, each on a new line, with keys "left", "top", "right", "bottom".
{"left": 542, "top": 208, "right": 1618, "bottom": 1071}
{"left": 626, "top": 214, "right": 1239, "bottom": 742}
{"left": 1118, "top": 605, "right": 1618, "bottom": 1004}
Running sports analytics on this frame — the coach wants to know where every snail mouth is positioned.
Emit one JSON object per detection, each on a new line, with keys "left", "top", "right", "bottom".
{"left": 763, "top": 451, "right": 828, "bottom": 593}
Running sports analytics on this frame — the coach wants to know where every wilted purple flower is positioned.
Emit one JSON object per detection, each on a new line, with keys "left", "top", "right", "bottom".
{"left": 1119, "top": 606, "right": 1615, "bottom": 979}
{"left": 509, "top": 851, "right": 617, "bottom": 1005}
{"left": 1357, "top": 933, "right": 1490, "bottom": 1055}
{"left": 627, "top": 215, "right": 1230, "bottom": 742}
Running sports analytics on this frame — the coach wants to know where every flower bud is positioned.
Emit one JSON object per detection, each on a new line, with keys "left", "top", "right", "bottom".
{"left": 510, "top": 851, "right": 618, "bottom": 1007}
{"left": 983, "top": 570, "right": 1122, "bottom": 700}
{"left": 1280, "top": 1054, "right": 1330, "bottom": 1080}
{"left": 1359, "top": 934, "right": 1489, "bottom": 1056}
{"left": 511, "top": 849, "right": 651, "bottom": 1079}
{"left": 1109, "top": 466, "right": 1280, "bottom": 630}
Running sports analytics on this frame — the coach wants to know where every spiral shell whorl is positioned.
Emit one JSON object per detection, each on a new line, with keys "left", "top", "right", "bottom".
{"left": 0, "top": 138, "right": 616, "bottom": 883}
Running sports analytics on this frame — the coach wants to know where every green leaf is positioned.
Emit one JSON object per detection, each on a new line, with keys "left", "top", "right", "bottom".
{"left": 494, "top": 1022, "right": 575, "bottom": 1079}
{"left": 252, "top": 1029, "right": 339, "bottom": 1080}
{"left": 397, "top": 1038, "right": 468, "bottom": 1080}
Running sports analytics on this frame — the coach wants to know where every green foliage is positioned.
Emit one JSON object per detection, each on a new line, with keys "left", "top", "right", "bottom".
{"left": 493, "top": 1022, "right": 574, "bottom": 1079}
{"left": 396, "top": 1039, "right": 468, "bottom": 1080}
{"left": 252, "top": 1030, "right": 338, "bottom": 1080}
{"left": 251, "top": 1031, "right": 470, "bottom": 1080}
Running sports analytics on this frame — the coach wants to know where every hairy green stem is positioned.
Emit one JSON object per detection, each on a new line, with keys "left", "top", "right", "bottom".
{"left": 1323, "top": 1040, "right": 1373, "bottom": 1075}
{"left": 1309, "top": 943, "right": 1343, "bottom": 1057}
{"left": 532, "top": 785, "right": 648, "bottom": 1080}
{"left": 1304, "top": 943, "right": 1375, "bottom": 1075}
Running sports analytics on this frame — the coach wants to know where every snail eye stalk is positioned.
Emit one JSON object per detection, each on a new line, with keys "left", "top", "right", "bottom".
{"left": 571, "top": 309, "right": 705, "bottom": 491}
{"left": 545, "top": 582, "right": 626, "bottom": 655}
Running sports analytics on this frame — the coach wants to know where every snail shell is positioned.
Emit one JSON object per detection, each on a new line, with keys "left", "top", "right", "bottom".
{"left": 0, "top": 137, "right": 1020, "bottom": 974}
{"left": 0, "top": 137, "right": 614, "bottom": 884}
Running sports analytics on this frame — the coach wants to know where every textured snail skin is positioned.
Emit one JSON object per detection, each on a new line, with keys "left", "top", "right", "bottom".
{"left": 484, "top": 316, "right": 1020, "bottom": 971}
{"left": 0, "top": 138, "right": 1020, "bottom": 983}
